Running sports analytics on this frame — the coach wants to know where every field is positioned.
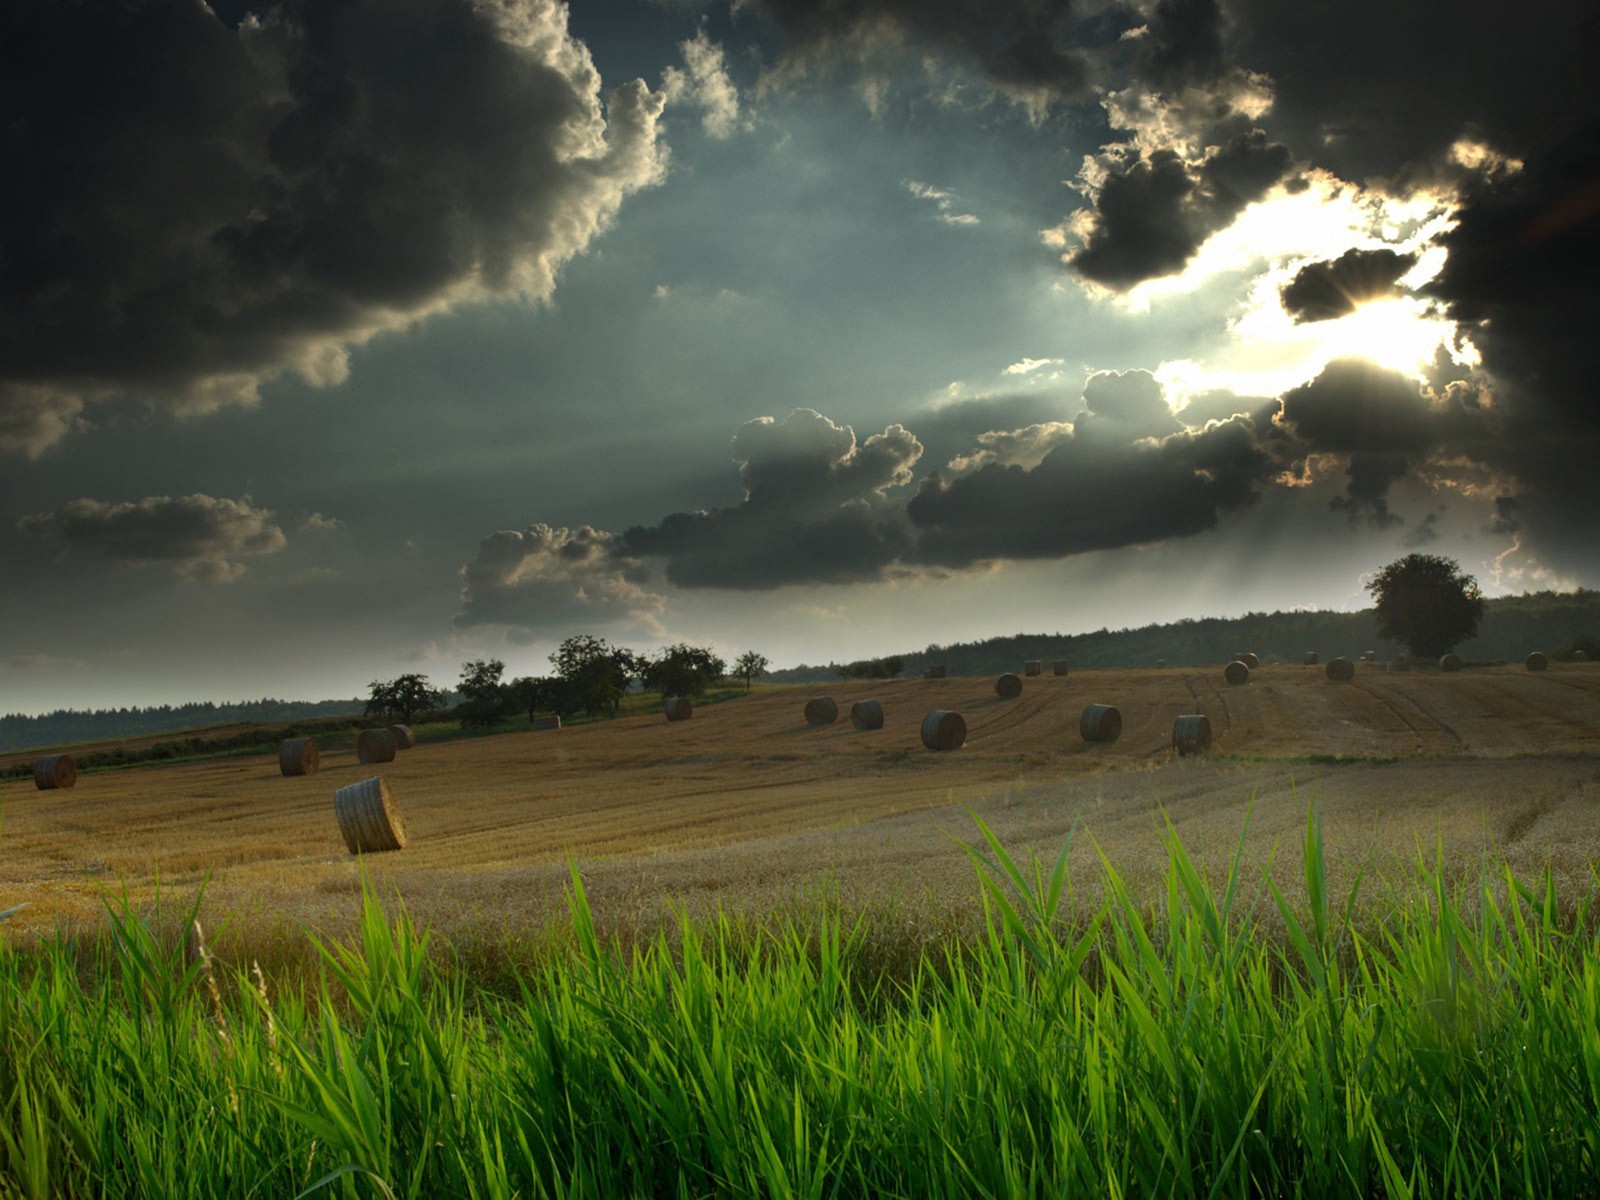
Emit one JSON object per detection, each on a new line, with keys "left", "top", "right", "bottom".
{"left": 5, "top": 661, "right": 1599, "bottom": 950}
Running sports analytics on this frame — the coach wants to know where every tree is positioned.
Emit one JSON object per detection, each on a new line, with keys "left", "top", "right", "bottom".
{"left": 1366, "top": 554, "right": 1486, "bottom": 659}
{"left": 642, "top": 643, "right": 727, "bottom": 698}
{"left": 456, "top": 658, "right": 509, "bottom": 728}
{"left": 732, "top": 650, "right": 769, "bottom": 692}
{"left": 551, "top": 635, "right": 640, "bottom": 717}
{"left": 365, "top": 674, "right": 447, "bottom": 724}
{"left": 834, "top": 655, "right": 904, "bottom": 680}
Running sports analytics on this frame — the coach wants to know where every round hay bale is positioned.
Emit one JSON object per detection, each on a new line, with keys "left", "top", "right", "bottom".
{"left": 920, "top": 709, "right": 966, "bottom": 751}
{"left": 1325, "top": 657, "right": 1355, "bottom": 682}
{"left": 33, "top": 754, "right": 76, "bottom": 791}
{"left": 995, "top": 673, "right": 1023, "bottom": 698}
{"left": 1223, "top": 660, "right": 1250, "bottom": 685}
{"left": 664, "top": 697, "right": 694, "bottom": 722}
{"left": 1304, "top": 651, "right": 1319, "bottom": 665}
{"left": 332, "top": 776, "right": 407, "bottom": 854}
{"left": 1240, "top": 652, "right": 1261, "bottom": 670}
{"left": 849, "top": 699, "right": 885, "bottom": 731}
{"left": 355, "top": 728, "right": 397, "bottom": 765}
{"left": 1439, "top": 653, "right": 1463, "bottom": 672}
{"left": 1023, "top": 660, "right": 1042, "bottom": 677}
{"left": 278, "top": 737, "right": 319, "bottom": 777}
{"left": 925, "top": 664, "right": 947, "bottom": 679}
{"left": 388, "top": 724, "right": 415, "bottom": 750}
{"left": 1361, "top": 651, "right": 1376, "bottom": 663}
{"left": 532, "top": 715, "right": 561, "bottom": 731}
{"left": 1525, "top": 651, "right": 1549, "bottom": 672}
{"left": 1171, "top": 714, "right": 1212, "bottom": 755}
{"left": 1574, "top": 650, "right": 1589, "bottom": 662}
{"left": 1080, "top": 703, "right": 1122, "bottom": 743}
{"left": 804, "top": 696, "right": 839, "bottom": 726}
{"left": 1053, "top": 660, "right": 1069, "bottom": 677}
{"left": 1156, "top": 659, "right": 1167, "bottom": 669}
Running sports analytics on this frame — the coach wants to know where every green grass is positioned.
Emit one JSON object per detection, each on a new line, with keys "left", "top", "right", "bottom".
{"left": 2, "top": 804, "right": 1598, "bottom": 1198}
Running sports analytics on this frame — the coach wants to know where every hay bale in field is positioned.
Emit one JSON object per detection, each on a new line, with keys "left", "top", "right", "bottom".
{"left": 926, "top": 664, "right": 947, "bottom": 679}
{"left": 1304, "top": 651, "right": 1319, "bottom": 666}
{"left": 333, "top": 776, "right": 407, "bottom": 854}
{"left": 1239, "top": 652, "right": 1260, "bottom": 670}
{"left": 356, "top": 728, "right": 397, "bottom": 764}
{"left": 1439, "top": 653, "right": 1463, "bottom": 672}
{"left": 995, "top": 672, "right": 1023, "bottom": 698}
{"left": 33, "top": 754, "right": 76, "bottom": 790}
{"left": 1325, "top": 657, "right": 1355, "bottom": 682}
{"left": 804, "top": 696, "right": 839, "bottom": 726}
{"left": 1574, "top": 650, "right": 1589, "bottom": 662}
{"left": 664, "top": 697, "right": 694, "bottom": 722}
{"left": 1223, "top": 660, "right": 1250, "bottom": 685}
{"left": 850, "top": 699, "right": 885, "bottom": 731}
{"left": 532, "top": 715, "right": 561, "bottom": 731}
{"left": 1053, "top": 660, "right": 1069, "bottom": 676}
{"left": 920, "top": 709, "right": 966, "bottom": 750}
{"left": 388, "top": 724, "right": 416, "bottom": 750}
{"left": 1361, "top": 651, "right": 1376, "bottom": 663}
{"left": 278, "top": 738, "right": 319, "bottom": 777}
{"left": 1080, "top": 703, "right": 1122, "bottom": 743}
{"left": 1156, "top": 658, "right": 1167, "bottom": 669}
{"left": 1525, "top": 651, "right": 1549, "bottom": 672}
{"left": 1023, "top": 660, "right": 1042, "bottom": 677}
{"left": 1171, "top": 714, "right": 1212, "bottom": 755}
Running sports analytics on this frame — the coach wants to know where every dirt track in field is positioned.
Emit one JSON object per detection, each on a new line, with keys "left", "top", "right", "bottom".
{"left": 4, "top": 664, "right": 1599, "bottom": 943}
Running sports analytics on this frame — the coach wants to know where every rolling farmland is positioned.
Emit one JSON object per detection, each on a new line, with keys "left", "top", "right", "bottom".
{"left": 4, "top": 662, "right": 1600, "bottom": 945}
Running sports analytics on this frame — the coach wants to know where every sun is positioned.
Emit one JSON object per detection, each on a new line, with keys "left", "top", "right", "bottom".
{"left": 1306, "top": 296, "right": 1463, "bottom": 377}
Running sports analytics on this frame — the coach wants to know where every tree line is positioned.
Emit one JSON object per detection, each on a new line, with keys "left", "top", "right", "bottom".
{"left": 365, "top": 638, "right": 771, "bottom": 729}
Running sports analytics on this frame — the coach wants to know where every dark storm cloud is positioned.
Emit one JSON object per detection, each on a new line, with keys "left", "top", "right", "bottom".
{"left": 1403, "top": 510, "right": 1441, "bottom": 548}
{"left": 904, "top": 371, "right": 1276, "bottom": 566}
{"left": 620, "top": 409, "right": 922, "bottom": 589}
{"left": 1069, "top": 130, "right": 1292, "bottom": 288}
{"left": 1279, "top": 248, "right": 1417, "bottom": 322}
{"left": 1276, "top": 359, "right": 1492, "bottom": 527}
{"left": 453, "top": 524, "right": 666, "bottom": 640}
{"left": 749, "top": 0, "right": 1113, "bottom": 106}
{"left": 0, "top": 0, "right": 666, "bottom": 456}
{"left": 16, "top": 494, "right": 286, "bottom": 582}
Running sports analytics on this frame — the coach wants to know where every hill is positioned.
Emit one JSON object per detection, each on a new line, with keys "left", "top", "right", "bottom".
{"left": 766, "top": 589, "right": 1600, "bottom": 683}
{"left": 0, "top": 696, "right": 366, "bottom": 753}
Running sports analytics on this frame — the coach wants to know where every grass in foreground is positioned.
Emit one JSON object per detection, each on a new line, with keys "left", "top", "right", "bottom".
{"left": 1, "top": 805, "right": 1598, "bottom": 1199}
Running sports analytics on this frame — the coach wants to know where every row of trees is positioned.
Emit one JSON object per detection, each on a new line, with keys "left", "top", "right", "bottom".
{"left": 366, "top": 639, "right": 772, "bottom": 729}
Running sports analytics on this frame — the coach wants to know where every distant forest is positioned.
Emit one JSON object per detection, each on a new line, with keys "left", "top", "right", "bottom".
{"left": 767, "top": 590, "right": 1600, "bottom": 683}
{"left": 0, "top": 697, "right": 366, "bottom": 753}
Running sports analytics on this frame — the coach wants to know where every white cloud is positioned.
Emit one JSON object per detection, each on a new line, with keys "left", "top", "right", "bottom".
{"left": 662, "top": 30, "right": 742, "bottom": 139}
{"left": 906, "top": 180, "right": 979, "bottom": 226}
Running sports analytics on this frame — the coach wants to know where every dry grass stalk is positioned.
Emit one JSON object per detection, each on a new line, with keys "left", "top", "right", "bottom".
{"left": 804, "top": 697, "right": 840, "bottom": 727}
{"left": 920, "top": 709, "right": 966, "bottom": 751}
{"left": 849, "top": 700, "right": 885, "bottom": 731}
{"left": 278, "top": 738, "right": 319, "bottom": 777}
{"left": 1080, "top": 703, "right": 1123, "bottom": 743}
{"left": 33, "top": 753, "right": 76, "bottom": 790}
{"left": 332, "top": 776, "right": 407, "bottom": 854}
{"left": 355, "top": 729, "right": 397, "bottom": 765}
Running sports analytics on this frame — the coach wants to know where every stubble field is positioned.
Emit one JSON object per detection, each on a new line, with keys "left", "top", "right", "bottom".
{"left": 4, "top": 662, "right": 1600, "bottom": 951}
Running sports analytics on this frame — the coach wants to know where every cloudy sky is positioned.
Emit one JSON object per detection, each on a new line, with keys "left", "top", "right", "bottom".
{"left": 3, "top": 0, "right": 1596, "bottom": 713}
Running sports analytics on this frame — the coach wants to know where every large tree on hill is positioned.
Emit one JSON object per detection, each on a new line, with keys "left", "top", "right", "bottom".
{"left": 365, "top": 674, "right": 447, "bottom": 724}
{"left": 551, "top": 635, "right": 640, "bottom": 717}
{"left": 456, "top": 658, "right": 509, "bottom": 728}
{"left": 642, "top": 643, "right": 727, "bottom": 698}
{"left": 1366, "top": 553, "right": 1486, "bottom": 659}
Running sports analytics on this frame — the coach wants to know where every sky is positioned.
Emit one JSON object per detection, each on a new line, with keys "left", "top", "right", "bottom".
{"left": 2, "top": 0, "right": 1597, "bottom": 714}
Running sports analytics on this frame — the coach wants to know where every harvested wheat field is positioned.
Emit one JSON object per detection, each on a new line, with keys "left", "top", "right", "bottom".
{"left": 3, "top": 663, "right": 1599, "bottom": 949}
